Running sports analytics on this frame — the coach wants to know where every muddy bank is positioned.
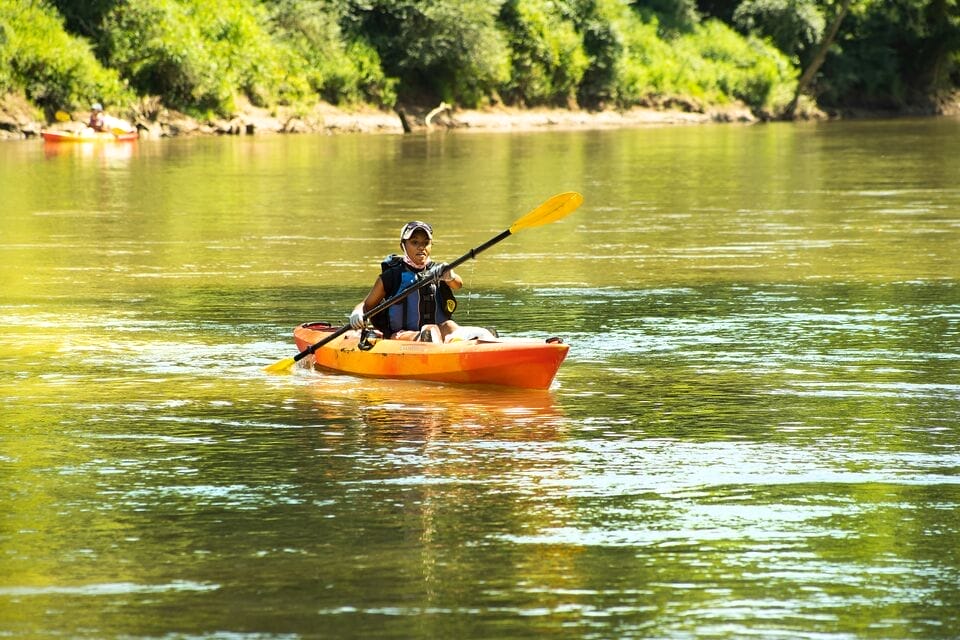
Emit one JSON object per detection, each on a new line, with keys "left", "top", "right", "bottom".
{"left": 1, "top": 93, "right": 761, "bottom": 141}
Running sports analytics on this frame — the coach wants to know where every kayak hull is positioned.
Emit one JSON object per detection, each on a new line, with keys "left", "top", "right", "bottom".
{"left": 41, "top": 129, "right": 138, "bottom": 142}
{"left": 293, "top": 322, "right": 569, "bottom": 389}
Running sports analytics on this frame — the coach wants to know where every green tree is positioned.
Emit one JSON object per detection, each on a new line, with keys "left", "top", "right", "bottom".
{"left": 499, "top": 0, "right": 589, "bottom": 106}
{"left": 346, "top": 0, "right": 510, "bottom": 106}
{"left": 266, "top": 0, "right": 396, "bottom": 107}
{"left": 571, "top": 0, "right": 796, "bottom": 112}
{"left": 634, "top": 0, "right": 702, "bottom": 33}
{"left": 695, "top": 0, "right": 740, "bottom": 21}
{"left": 808, "top": 0, "right": 959, "bottom": 110}
{"left": 732, "top": 0, "right": 825, "bottom": 57}
{"left": 786, "top": 0, "right": 851, "bottom": 114}
{"left": 568, "top": 0, "right": 626, "bottom": 108}
{"left": 722, "top": 0, "right": 959, "bottom": 111}
{"left": 102, "top": 0, "right": 310, "bottom": 115}
{"left": 47, "top": 0, "right": 120, "bottom": 40}
{"left": 0, "top": 0, "right": 131, "bottom": 113}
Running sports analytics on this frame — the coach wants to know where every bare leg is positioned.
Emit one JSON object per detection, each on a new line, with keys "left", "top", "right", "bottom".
{"left": 392, "top": 325, "right": 443, "bottom": 342}
{"left": 438, "top": 320, "right": 460, "bottom": 342}
{"left": 443, "top": 325, "right": 497, "bottom": 342}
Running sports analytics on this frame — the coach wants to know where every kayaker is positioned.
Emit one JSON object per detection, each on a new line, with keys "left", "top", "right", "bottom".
{"left": 88, "top": 103, "right": 106, "bottom": 132}
{"left": 349, "top": 221, "right": 495, "bottom": 342}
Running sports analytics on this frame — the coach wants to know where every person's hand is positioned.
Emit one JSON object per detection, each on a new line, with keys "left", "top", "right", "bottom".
{"left": 423, "top": 262, "right": 454, "bottom": 284}
{"left": 349, "top": 308, "right": 365, "bottom": 330}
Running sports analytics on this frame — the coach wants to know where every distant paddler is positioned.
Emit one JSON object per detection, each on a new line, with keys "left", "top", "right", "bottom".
{"left": 87, "top": 102, "right": 136, "bottom": 136}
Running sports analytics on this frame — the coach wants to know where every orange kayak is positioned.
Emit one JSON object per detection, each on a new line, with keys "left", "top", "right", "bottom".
{"left": 41, "top": 129, "right": 138, "bottom": 142}
{"left": 293, "top": 322, "right": 569, "bottom": 389}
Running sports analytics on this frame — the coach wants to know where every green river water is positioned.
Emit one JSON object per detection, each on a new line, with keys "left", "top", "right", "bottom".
{"left": 2, "top": 118, "right": 959, "bottom": 638}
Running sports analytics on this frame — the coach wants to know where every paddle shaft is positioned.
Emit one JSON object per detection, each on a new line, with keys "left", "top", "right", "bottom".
{"left": 288, "top": 228, "right": 514, "bottom": 364}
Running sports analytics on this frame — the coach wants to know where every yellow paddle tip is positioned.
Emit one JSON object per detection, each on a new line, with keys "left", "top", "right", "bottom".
{"left": 263, "top": 357, "right": 296, "bottom": 374}
{"left": 509, "top": 191, "right": 584, "bottom": 234}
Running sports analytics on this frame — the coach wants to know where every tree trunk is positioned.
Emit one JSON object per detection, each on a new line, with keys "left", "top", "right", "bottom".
{"left": 786, "top": 0, "right": 853, "bottom": 117}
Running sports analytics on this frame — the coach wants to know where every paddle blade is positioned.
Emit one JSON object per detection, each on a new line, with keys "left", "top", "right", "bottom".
{"left": 264, "top": 356, "right": 296, "bottom": 374}
{"left": 54, "top": 110, "right": 71, "bottom": 122}
{"left": 509, "top": 191, "right": 583, "bottom": 234}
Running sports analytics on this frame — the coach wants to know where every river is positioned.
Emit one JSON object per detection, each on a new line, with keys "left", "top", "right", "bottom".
{"left": 2, "top": 118, "right": 959, "bottom": 638}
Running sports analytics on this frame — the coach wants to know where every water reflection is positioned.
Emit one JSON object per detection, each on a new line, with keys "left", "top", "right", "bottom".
{"left": 301, "top": 372, "right": 566, "bottom": 439}
{"left": 42, "top": 139, "right": 136, "bottom": 164}
{"left": 3, "top": 121, "right": 960, "bottom": 638}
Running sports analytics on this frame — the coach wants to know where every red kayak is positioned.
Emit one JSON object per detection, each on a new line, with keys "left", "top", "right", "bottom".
{"left": 41, "top": 129, "right": 138, "bottom": 142}
{"left": 293, "top": 322, "right": 569, "bottom": 389}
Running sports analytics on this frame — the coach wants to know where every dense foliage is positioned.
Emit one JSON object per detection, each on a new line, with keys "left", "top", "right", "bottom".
{"left": 0, "top": 0, "right": 132, "bottom": 118}
{"left": 1, "top": 0, "right": 957, "bottom": 120}
{"left": 714, "top": 0, "right": 960, "bottom": 109}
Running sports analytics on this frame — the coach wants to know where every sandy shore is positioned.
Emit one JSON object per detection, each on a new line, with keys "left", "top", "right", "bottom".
{"left": 288, "top": 102, "right": 755, "bottom": 136}
{"left": 102, "top": 102, "right": 754, "bottom": 138}
{"left": 1, "top": 91, "right": 760, "bottom": 140}
{"left": 4, "top": 90, "right": 958, "bottom": 140}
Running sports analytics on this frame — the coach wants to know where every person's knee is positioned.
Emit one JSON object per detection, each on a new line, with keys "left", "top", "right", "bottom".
{"left": 444, "top": 325, "right": 496, "bottom": 342}
{"left": 416, "top": 324, "right": 442, "bottom": 342}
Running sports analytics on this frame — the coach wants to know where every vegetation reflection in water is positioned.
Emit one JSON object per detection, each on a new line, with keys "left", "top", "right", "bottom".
{"left": 1, "top": 121, "right": 959, "bottom": 638}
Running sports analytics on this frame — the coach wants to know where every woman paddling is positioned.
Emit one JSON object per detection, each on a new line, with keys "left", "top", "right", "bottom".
{"left": 349, "top": 221, "right": 495, "bottom": 343}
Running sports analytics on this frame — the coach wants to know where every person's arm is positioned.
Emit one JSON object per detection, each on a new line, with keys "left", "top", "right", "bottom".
{"left": 428, "top": 262, "right": 462, "bottom": 290}
{"left": 444, "top": 270, "right": 462, "bottom": 290}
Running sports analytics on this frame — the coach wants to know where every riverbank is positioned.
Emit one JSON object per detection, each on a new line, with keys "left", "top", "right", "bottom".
{"left": 3, "top": 92, "right": 956, "bottom": 141}
{"left": 0, "top": 92, "right": 767, "bottom": 141}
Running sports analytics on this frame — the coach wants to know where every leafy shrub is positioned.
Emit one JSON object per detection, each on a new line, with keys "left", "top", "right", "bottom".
{"left": 499, "top": 0, "right": 589, "bottom": 106}
{"left": 267, "top": 0, "right": 396, "bottom": 107}
{"left": 634, "top": 0, "right": 701, "bottom": 35}
{"left": 683, "top": 19, "right": 797, "bottom": 112}
{"left": 581, "top": 0, "right": 707, "bottom": 106}
{"left": 103, "top": 0, "right": 236, "bottom": 114}
{"left": 349, "top": 0, "right": 510, "bottom": 106}
{"left": 732, "top": 0, "right": 825, "bottom": 58}
{"left": 0, "top": 1, "right": 131, "bottom": 113}
{"left": 103, "top": 0, "right": 310, "bottom": 116}
{"left": 572, "top": 0, "right": 625, "bottom": 108}
{"left": 47, "top": 0, "right": 120, "bottom": 40}
{"left": 584, "top": 1, "right": 796, "bottom": 114}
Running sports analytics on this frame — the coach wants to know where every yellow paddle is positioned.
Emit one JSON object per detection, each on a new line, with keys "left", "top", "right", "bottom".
{"left": 264, "top": 191, "right": 584, "bottom": 374}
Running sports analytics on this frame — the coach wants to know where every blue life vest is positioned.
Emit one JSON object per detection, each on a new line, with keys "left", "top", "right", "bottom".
{"left": 372, "top": 255, "right": 457, "bottom": 336}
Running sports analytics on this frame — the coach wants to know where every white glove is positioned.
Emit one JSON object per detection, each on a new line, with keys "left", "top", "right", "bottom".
{"left": 349, "top": 308, "right": 365, "bottom": 329}
{"left": 425, "top": 262, "right": 456, "bottom": 283}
